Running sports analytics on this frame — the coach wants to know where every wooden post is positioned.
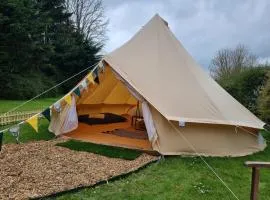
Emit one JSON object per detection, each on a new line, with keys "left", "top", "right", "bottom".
{"left": 250, "top": 167, "right": 260, "bottom": 200}
{"left": 245, "top": 161, "right": 270, "bottom": 200}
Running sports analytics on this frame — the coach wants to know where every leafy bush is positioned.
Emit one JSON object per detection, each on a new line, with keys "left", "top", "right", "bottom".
{"left": 258, "top": 71, "right": 270, "bottom": 124}
{"left": 0, "top": 72, "right": 60, "bottom": 99}
{"left": 218, "top": 67, "right": 269, "bottom": 115}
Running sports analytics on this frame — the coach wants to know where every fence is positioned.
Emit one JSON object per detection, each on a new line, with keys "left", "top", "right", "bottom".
{"left": 0, "top": 110, "right": 43, "bottom": 126}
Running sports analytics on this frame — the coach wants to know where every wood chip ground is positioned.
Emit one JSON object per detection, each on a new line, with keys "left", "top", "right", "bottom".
{"left": 0, "top": 139, "right": 157, "bottom": 200}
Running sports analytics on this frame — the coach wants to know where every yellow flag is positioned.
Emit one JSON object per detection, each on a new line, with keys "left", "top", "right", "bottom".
{"left": 86, "top": 73, "right": 95, "bottom": 84}
{"left": 64, "top": 94, "right": 72, "bottom": 105}
{"left": 26, "top": 115, "right": 38, "bottom": 132}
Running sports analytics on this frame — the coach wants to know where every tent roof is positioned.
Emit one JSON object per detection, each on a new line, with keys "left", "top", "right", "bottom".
{"left": 104, "top": 14, "right": 265, "bottom": 129}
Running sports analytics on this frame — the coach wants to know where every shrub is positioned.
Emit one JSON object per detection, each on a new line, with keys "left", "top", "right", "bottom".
{"left": 0, "top": 72, "right": 61, "bottom": 100}
{"left": 218, "top": 67, "right": 269, "bottom": 115}
{"left": 258, "top": 71, "right": 270, "bottom": 124}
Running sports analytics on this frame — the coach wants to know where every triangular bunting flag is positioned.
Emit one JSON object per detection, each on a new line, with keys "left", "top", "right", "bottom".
{"left": 0, "top": 131, "right": 3, "bottom": 151}
{"left": 42, "top": 108, "right": 51, "bottom": 121}
{"left": 81, "top": 79, "right": 88, "bottom": 89}
{"left": 93, "top": 67, "right": 99, "bottom": 77}
{"left": 94, "top": 76, "right": 100, "bottom": 84}
{"left": 98, "top": 62, "right": 103, "bottom": 68}
{"left": 98, "top": 62, "right": 104, "bottom": 73}
{"left": 64, "top": 94, "right": 72, "bottom": 105}
{"left": 73, "top": 87, "right": 81, "bottom": 97}
{"left": 86, "top": 73, "right": 95, "bottom": 84}
{"left": 8, "top": 124, "right": 21, "bottom": 143}
{"left": 54, "top": 101, "right": 61, "bottom": 113}
{"left": 9, "top": 125, "right": 20, "bottom": 136}
{"left": 26, "top": 115, "right": 38, "bottom": 133}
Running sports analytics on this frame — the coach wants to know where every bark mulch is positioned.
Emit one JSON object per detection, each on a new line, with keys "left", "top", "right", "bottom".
{"left": 0, "top": 139, "right": 157, "bottom": 200}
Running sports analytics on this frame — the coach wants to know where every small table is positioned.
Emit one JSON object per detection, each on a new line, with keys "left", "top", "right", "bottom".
{"left": 131, "top": 115, "right": 144, "bottom": 130}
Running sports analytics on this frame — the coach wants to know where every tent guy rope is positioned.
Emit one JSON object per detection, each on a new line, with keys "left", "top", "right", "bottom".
{"left": 0, "top": 61, "right": 101, "bottom": 118}
{"left": 168, "top": 120, "right": 240, "bottom": 200}
{"left": 0, "top": 60, "right": 101, "bottom": 133}
{"left": 236, "top": 125, "right": 269, "bottom": 144}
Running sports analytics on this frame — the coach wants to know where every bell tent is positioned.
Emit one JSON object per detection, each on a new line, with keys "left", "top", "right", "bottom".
{"left": 48, "top": 14, "right": 266, "bottom": 156}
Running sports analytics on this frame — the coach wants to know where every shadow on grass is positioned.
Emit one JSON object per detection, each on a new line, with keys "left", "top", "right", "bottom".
{"left": 56, "top": 139, "right": 142, "bottom": 160}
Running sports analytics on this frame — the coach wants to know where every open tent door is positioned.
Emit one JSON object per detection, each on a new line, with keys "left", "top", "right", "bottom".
{"left": 64, "top": 65, "right": 157, "bottom": 152}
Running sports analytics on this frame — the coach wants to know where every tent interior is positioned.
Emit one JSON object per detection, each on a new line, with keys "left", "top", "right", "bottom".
{"left": 65, "top": 65, "right": 153, "bottom": 151}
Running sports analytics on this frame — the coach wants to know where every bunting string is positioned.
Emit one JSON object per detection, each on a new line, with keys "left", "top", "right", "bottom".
{"left": 0, "top": 60, "right": 102, "bottom": 118}
{"left": 0, "top": 60, "right": 103, "bottom": 136}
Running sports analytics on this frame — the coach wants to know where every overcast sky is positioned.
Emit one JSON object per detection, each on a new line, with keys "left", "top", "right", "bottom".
{"left": 102, "top": 0, "right": 270, "bottom": 69}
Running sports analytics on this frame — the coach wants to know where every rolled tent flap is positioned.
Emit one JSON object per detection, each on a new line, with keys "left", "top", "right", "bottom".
{"left": 62, "top": 95, "right": 78, "bottom": 133}
{"left": 142, "top": 101, "right": 158, "bottom": 143}
{"left": 49, "top": 95, "right": 78, "bottom": 136}
{"left": 112, "top": 67, "right": 159, "bottom": 145}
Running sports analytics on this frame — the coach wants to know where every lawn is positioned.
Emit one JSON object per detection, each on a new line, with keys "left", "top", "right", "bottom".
{"left": 0, "top": 97, "right": 58, "bottom": 142}
{"left": 45, "top": 131, "right": 270, "bottom": 200}
{"left": 2, "top": 119, "right": 55, "bottom": 144}
{"left": 0, "top": 97, "right": 59, "bottom": 113}
{"left": 1, "top": 99, "right": 270, "bottom": 200}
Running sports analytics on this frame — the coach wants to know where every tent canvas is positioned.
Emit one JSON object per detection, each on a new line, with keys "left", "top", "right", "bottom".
{"left": 49, "top": 14, "right": 266, "bottom": 156}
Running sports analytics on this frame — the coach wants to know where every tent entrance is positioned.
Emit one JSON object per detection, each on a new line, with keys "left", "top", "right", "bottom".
{"left": 63, "top": 66, "right": 155, "bottom": 151}
{"left": 65, "top": 114, "right": 152, "bottom": 151}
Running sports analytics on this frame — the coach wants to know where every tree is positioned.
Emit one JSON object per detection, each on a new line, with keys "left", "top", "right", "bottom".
{"left": 258, "top": 70, "right": 270, "bottom": 124}
{"left": 219, "top": 67, "right": 269, "bottom": 115}
{"left": 209, "top": 44, "right": 257, "bottom": 80}
{"left": 0, "top": 0, "right": 103, "bottom": 99}
{"left": 65, "top": 0, "right": 108, "bottom": 46}
{"left": 51, "top": 28, "right": 102, "bottom": 92}
{"left": 0, "top": 0, "right": 57, "bottom": 99}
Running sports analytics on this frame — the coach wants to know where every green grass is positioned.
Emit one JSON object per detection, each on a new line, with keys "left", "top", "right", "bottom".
{"left": 45, "top": 131, "right": 270, "bottom": 200}
{"left": 2, "top": 118, "right": 55, "bottom": 144}
{"left": 0, "top": 97, "right": 59, "bottom": 113}
{"left": 56, "top": 139, "right": 142, "bottom": 160}
{"left": 1, "top": 99, "right": 270, "bottom": 199}
{"left": 0, "top": 97, "right": 58, "bottom": 143}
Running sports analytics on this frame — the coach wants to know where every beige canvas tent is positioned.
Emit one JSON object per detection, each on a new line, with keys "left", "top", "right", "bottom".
{"left": 49, "top": 14, "right": 266, "bottom": 156}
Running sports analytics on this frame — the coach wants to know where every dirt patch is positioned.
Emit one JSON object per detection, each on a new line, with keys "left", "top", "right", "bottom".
{"left": 0, "top": 139, "right": 157, "bottom": 200}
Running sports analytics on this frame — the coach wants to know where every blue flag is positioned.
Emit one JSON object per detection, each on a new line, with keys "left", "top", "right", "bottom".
{"left": 73, "top": 87, "right": 81, "bottom": 97}
{"left": 93, "top": 67, "right": 99, "bottom": 78}
{"left": 42, "top": 108, "right": 51, "bottom": 121}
